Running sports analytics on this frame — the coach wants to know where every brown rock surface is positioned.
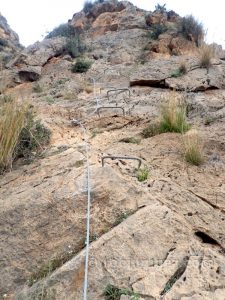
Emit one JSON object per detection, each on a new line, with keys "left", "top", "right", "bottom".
{"left": 1, "top": 2, "right": 225, "bottom": 300}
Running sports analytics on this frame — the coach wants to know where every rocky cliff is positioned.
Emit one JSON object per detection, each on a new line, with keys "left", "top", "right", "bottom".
{"left": 1, "top": 1, "right": 225, "bottom": 300}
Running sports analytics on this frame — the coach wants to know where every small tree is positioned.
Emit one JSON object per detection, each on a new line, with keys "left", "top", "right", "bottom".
{"left": 154, "top": 3, "right": 167, "bottom": 13}
{"left": 181, "top": 15, "right": 205, "bottom": 46}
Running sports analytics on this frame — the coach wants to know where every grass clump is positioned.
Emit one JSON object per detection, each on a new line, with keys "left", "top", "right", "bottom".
{"left": 160, "top": 92, "right": 190, "bottom": 133}
{"left": 0, "top": 99, "right": 28, "bottom": 171}
{"left": 148, "top": 24, "right": 167, "bottom": 40}
{"left": 104, "top": 284, "right": 140, "bottom": 300}
{"left": 199, "top": 44, "right": 214, "bottom": 69}
{"left": 181, "top": 15, "right": 204, "bottom": 46}
{"left": 71, "top": 59, "right": 92, "bottom": 73}
{"left": 183, "top": 129, "right": 204, "bottom": 166}
{"left": 171, "top": 61, "right": 187, "bottom": 78}
{"left": 136, "top": 166, "right": 149, "bottom": 182}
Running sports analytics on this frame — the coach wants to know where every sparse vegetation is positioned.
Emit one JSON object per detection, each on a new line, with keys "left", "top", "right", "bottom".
{"left": 183, "top": 129, "right": 204, "bottom": 166}
{"left": 136, "top": 166, "right": 149, "bottom": 182}
{"left": 171, "top": 61, "right": 187, "bottom": 77}
{"left": 199, "top": 44, "right": 214, "bottom": 69}
{"left": 142, "top": 122, "right": 161, "bottom": 138}
{"left": 119, "top": 137, "right": 140, "bottom": 144}
{"left": 148, "top": 24, "right": 167, "bottom": 40}
{"left": 33, "top": 83, "right": 43, "bottom": 93}
{"left": 181, "top": 15, "right": 204, "bottom": 46}
{"left": 113, "top": 210, "right": 135, "bottom": 227}
{"left": 104, "top": 284, "right": 140, "bottom": 300}
{"left": 160, "top": 92, "right": 190, "bottom": 133}
{"left": 66, "top": 36, "right": 85, "bottom": 58}
{"left": 28, "top": 248, "right": 78, "bottom": 286}
{"left": 71, "top": 59, "right": 92, "bottom": 73}
{"left": 46, "top": 23, "right": 76, "bottom": 39}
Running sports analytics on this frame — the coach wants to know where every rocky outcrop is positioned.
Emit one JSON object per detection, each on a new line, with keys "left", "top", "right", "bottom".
{"left": 0, "top": 13, "right": 22, "bottom": 66}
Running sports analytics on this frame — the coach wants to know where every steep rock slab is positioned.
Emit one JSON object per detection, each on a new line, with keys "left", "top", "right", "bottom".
{"left": 0, "top": 147, "right": 143, "bottom": 297}
{"left": 14, "top": 204, "right": 225, "bottom": 299}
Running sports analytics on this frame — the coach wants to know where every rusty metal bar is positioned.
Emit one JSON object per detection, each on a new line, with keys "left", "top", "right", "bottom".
{"left": 97, "top": 106, "right": 125, "bottom": 117}
{"left": 101, "top": 155, "right": 142, "bottom": 169}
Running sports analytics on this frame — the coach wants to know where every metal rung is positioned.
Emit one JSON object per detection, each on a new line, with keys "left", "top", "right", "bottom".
{"left": 97, "top": 106, "right": 125, "bottom": 117}
{"left": 107, "top": 88, "right": 131, "bottom": 100}
{"left": 102, "top": 155, "right": 142, "bottom": 169}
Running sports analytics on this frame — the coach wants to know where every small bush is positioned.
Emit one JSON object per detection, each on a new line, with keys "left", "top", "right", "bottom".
{"left": 136, "top": 166, "right": 149, "bottom": 182}
{"left": 199, "top": 44, "right": 214, "bottom": 69}
{"left": 46, "top": 23, "right": 76, "bottom": 39}
{"left": 181, "top": 15, "right": 204, "bottom": 46}
{"left": 71, "top": 59, "right": 92, "bottom": 73}
{"left": 154, "top": 3, "right": 167, "bottom": 13}
{"left": 0, "top": 38, "right": 8, "bottom": 47}
{"left": 15, "top": 111, "right": 51, "bottom": 161}
{"left": 104, "top": 284, "right": 140, "bottom": 300}
{"left": 66, "top": 37, "right": 81, "bottom": 58}
{"left": 171, "top": 62, "right": 187, "bottom": 78}
{"left": 148, "top": 24, "right": 167, "bottom": 40}
{"left": 0, "top": 99, "right": 28, "bottom": 171}
{"left": 160, "top": 92, "right": 190, "bottom": 134}
{"left": 142, "top": 122, "right": 161, "bottom": 138}
{"left": 183, "top": 129, "right": 204, "bottom": 165}
{"left": 83, "top": 1, "right": 94, "bottom": 14}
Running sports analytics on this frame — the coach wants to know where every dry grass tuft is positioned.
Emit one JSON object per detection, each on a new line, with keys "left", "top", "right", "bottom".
{"left": 160, "top": 91, "right": 190, "bottom": 133}
{"left": 183, "top": 129, "right": 204, "bottom": 165}
{"left": 0, "top": 99, "right": 28, "bottom": 170}
{"left": 199, "top": 44, "right": 214, "bottom": 69}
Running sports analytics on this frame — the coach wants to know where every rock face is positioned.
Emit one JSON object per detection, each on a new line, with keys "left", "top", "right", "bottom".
{"left": 1, "top": 1, "right": 225, "bottom": 300}
{"left": 0, "top": 13, "right": 22, "bottom": 66}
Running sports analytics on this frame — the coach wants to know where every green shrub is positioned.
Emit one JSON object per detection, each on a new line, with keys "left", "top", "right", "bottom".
{"left": 160, "top": 92, "right": 190, "bottom": 133}
{"left": 46, "top": 23, "right": 76, "bottom": 39}
{"left": 71, "top": 59, "right": 92, "bottom": 73}
{"left": 181, "top": 15, "right": 204, "bottom": 46}
{"left": 83, "top": 1, "right": 94, "bottom": 13}
{"left": 136, "top": 166, "right": 149, "bottom": 182}
{"left": 15, "top": 111, "right": 51, "bottom": 161}
{"left": 154, "top": 3, "right": 167, "bottom": 13}
{"left": 148, "top": 24, "right": 167, "bottom": 40}
{"left": 66, "top": 36, "right": 85, "bottom": 58}
{"left": 0, "top": 38, "right": 8, "bottom": 47}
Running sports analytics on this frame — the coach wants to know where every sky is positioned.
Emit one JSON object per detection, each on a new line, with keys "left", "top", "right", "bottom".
{"left": 1, "top": 0, "right": 225, "bottom": 47}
